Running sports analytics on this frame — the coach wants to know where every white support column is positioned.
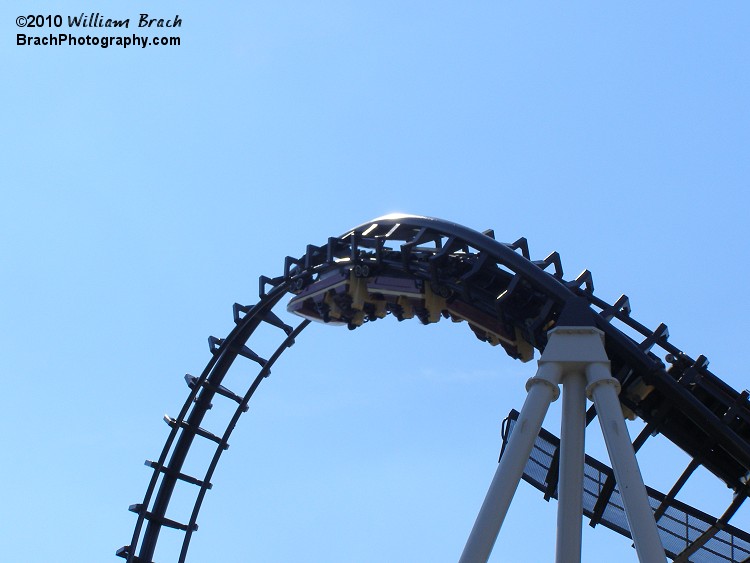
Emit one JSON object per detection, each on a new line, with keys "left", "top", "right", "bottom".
{"left": 461, "top": 325, "right": 666, "bottom": 563}
{"left": 555, "top": 371, "right": 586, "bottom": 563}
{"left": 586, "top": 362, "right": 667, "bottom": 563}
{"left": 459, "top": 362, "right": 562, "bottom": 563}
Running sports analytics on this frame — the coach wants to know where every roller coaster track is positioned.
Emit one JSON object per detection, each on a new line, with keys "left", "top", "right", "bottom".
{"left": 118, "top": 214, "right": 750, "bottom": 562}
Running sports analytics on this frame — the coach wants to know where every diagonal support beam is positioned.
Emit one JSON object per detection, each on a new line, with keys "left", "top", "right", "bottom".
{"left": 459, "top": 362, "right": 562, "bottom": 563}
{"left": 672, "top": 492, "right": 747, "bottom": 563}
{"left": 586, "top": 358, "right": 666, "bottom": 563}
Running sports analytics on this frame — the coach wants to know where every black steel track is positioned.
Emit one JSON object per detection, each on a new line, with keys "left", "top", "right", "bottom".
{"left": 118, "top": 213, "right": 750, "bottom": 562}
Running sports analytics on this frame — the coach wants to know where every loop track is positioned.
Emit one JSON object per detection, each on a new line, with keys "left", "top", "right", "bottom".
{"left": 119, "top": 214, "right": 750, "bottom": 562}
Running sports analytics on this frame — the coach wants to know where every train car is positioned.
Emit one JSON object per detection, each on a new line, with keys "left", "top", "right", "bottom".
{"left": 287, "top": 264, "right": 534, "bottom": 362}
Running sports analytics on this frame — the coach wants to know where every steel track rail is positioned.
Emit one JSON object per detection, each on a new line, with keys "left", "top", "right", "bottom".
{"left": 119, "top": 214, "right": 750, "bottom": 562}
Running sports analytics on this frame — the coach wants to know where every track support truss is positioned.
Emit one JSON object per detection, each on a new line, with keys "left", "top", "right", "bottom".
{"left": 460, "top": 326, "right": 667, "bottom": 563}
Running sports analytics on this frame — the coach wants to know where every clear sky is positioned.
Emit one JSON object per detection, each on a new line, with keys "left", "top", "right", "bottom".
{"left": 3, "top": 2, "right": 749, "bottom": 562}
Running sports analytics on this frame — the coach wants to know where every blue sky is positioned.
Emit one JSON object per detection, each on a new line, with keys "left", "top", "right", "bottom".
{"left": 3, "top": 2, "right": 749, "bottom": 561}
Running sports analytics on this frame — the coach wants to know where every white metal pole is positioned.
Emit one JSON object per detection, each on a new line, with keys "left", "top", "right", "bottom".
{"left": 586, "top": 362, "right": 667, "bottom": 563}
{"left": 555, "top": 371, "right": 587, "bottom": 563}
{"left": 459, "top": 362, "right": 562, "bottom": 563}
